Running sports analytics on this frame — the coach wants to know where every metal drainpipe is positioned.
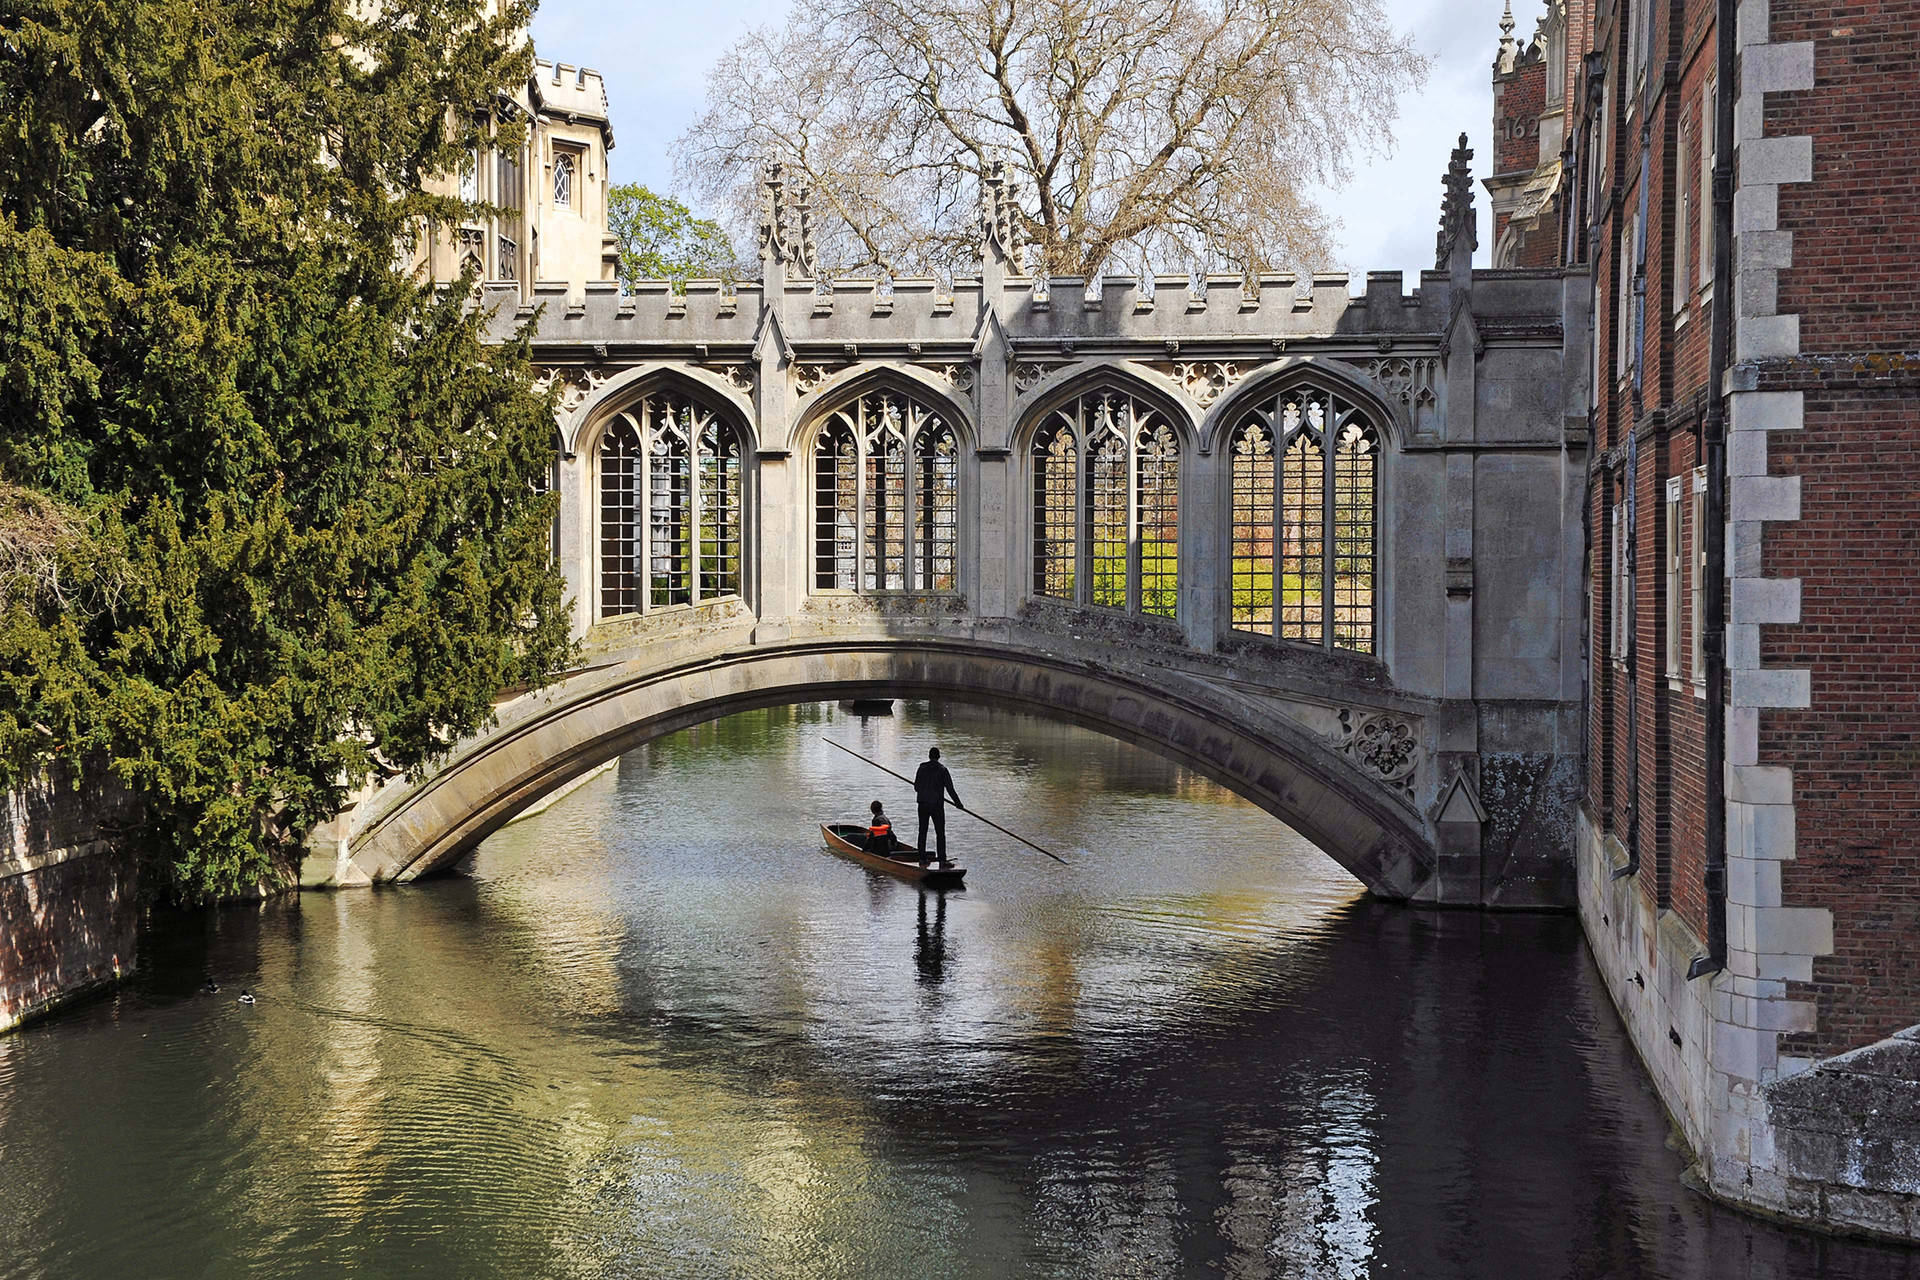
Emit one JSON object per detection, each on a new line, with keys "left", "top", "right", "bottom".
{"left": 1688, "top": 0, "right": 1737, "bottom": 982}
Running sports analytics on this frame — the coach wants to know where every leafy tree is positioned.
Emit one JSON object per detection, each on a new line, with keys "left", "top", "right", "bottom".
{"left": 607, "top": 183, "right": 738, "bottom": 285}
{"left": 0, "top": 0, "right": 573, "bottom": 901}
{"left": 676, "top": 0, "right": 1427, "bottom": 279}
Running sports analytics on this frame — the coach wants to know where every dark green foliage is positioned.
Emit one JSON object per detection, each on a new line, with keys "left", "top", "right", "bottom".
{"left": 0, "top": 0, "right": 573, "bottom": 900}
{"left": 607, "top": 183, "right": 738, "bottom": 286}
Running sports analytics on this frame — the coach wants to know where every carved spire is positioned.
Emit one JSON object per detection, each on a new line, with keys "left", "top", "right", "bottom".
{"left": 1495, "top": 0, "right": 1519, "bottom": 73}
{"left": 756, "top": 158, "right": 818, "bottom": 278}
{"left": 980, "top": 158, "right": 1019, "bottom": 266}
{"left": 788, "top": 179, "right": 817, "bottom": 279}
{"left": 757, "top": 158, "right": 786, "bottom": 266}
{"left": 1435, "top": 133, "right": 1478, "bottom": 271}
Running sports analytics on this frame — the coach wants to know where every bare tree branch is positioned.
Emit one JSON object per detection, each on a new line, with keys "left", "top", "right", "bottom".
{"left": 674, "top": 0, "right": 1426, "bottom": 279}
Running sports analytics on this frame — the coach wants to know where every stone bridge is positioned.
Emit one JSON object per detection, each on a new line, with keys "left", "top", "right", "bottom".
{"left": 304, "top": 163, "right": 1592, "bottom": 908}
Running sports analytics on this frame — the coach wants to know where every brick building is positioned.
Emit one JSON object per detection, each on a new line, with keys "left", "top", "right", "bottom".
{"left": 1511, "top": 0, "right": 1920, "bottom": 1241}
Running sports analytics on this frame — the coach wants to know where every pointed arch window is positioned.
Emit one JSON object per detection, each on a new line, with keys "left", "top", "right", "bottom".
{"left": 598, "top": 388, "right": 745, "bottom": 619}
{"left": 812, "top": 389, "right": 960, "bottom": 592}
{"left": 1028, "top": 388, "right": 1181, "bottom": 619}
{"left": 1228, "top": 386, "right": 1378, "bottom": 655}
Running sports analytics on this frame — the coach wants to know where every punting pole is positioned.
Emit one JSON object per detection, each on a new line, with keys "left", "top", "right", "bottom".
{"left": 823, "top": 738, "right": 1071, "bottom": 867}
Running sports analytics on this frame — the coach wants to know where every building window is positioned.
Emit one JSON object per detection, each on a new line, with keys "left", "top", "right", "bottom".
{"left": 1227, "top": 387, "right": 1378, "bottom": 654}
{"left": 497, "top": 234, "right": 517, "bottom": 281}
{"left": 553, "top": 150, "right": 577, "bottom": 211}
{"left": 1615, "top": 218, "right": 1634, "bottom": 380}
{"left": 1698, "top": 82, "right": 1717, "bottom": 294}
{"left": 1665, "top": 477, "right": 1684, "bottom": 679}
{"left": 599, "top": 389, "right": 745, "bottom": 619}
{"left": 1691, "top": 467, "right": 1707, "bottom": 685}
{"left": 459, "top": 147, "right": 480, "bottom": 204}
{"left": 1673, "top": 117, "right": 1692, "bottom": 311}
{"left": 1028, "top": 388, "right": 1182, "bottom": 619}
{"left": 812, "top": 388, "right": 959, "bottom": 592}
{"left": 1610, "top": 499, "right": 1627, "bottom": 662}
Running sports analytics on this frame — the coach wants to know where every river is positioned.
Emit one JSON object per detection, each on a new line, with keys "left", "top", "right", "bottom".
{"left": 0, "top": 701, "right": 1913, "bottom": 1279}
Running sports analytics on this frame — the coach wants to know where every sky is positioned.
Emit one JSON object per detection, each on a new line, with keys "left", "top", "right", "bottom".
{"left": 529, "top": 0, "right": 1548, "bottom": 281}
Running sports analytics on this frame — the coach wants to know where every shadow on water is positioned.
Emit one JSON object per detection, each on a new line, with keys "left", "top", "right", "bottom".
{"left": 0, "top": 700, "right": 1913, "bottom": 1279}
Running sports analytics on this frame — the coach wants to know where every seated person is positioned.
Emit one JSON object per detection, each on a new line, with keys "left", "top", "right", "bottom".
{"left": 866, "top": 800, "right": 897, "bottom": 855}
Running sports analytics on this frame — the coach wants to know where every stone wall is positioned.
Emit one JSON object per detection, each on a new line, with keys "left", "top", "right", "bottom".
{"left": 0, "top": 770, "right": 141, "bottom": 1033}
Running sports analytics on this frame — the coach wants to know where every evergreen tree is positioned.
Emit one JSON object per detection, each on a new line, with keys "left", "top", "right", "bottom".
{"left": 0, "top": 0, "right": 573, "bottom": 900}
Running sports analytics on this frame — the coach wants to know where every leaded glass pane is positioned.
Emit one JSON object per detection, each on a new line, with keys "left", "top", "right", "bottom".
{"left": 815, "top": 422, "right": 857, "bottom": 589}
{"left": 1032, "top": 419, "right": 1077, "bottom": 600}
{"left": 1231, "top": 421, "right": 1275, "bottom": 632}
{"left": 914, "top": 420, "right": 958, "bottom": 591}
{"left": 1137, "top": 418, "right": 1179, "bottom": 619}
{"left": 700, "top": 420, "right": 741, "bottom": 599}
{"left": 864, "top": 395, "right": 908, "bottom": 591}
{"left": 599, "top": 418, "right": 642, "bottom": 618}
{"left": 1333, "top": 420, "right": 1377, "bottom": 654}
{"left": 649, "top": 403, "right": 692, "bottom": 607}
{"left": 1087, "top": 399, "right": 1129, "bottom": 610}
{"left": 1279, "top": 429, "right": 1324, "bottom": 642}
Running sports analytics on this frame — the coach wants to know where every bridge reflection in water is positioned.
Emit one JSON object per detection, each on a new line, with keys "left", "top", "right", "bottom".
{"left": 0, "top": 703, "right": 1908, "bottom": 1279}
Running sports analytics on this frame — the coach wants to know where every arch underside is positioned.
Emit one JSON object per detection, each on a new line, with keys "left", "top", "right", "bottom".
{"left": 346, "top": 641, "right": 1438, "bottom": 901}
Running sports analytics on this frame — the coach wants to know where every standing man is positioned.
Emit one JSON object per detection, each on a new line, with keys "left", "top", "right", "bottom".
{"left": 913, "top": 747, "right": 964, "bottom": 869}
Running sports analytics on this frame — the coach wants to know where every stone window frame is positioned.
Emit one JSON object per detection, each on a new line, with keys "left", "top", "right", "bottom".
{"left": 593, "top": 386, "right": 749, "bottom": 621}
{"left": 807, "top": 386, "right": 963, "bottom": 595}
{"left": 1021, "top": 382, "right": 1186, "bottom": 623}
{"left": 1223, "top": 384, "right": 1382, "bottom": 657}
{"left": 552, "top": 143, "right": 584, "bottom": 214}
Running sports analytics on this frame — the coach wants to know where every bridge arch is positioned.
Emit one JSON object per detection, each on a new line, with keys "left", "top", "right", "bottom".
{"left": 339, "top": 639, "right": 1439, "bottom": 901}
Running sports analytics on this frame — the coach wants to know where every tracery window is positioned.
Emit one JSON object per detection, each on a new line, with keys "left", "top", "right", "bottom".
{"left": 1228, "top": 386, "right": 1378, "bottom": 655}
{"left": 553, "top": 152, "right": 575, "bottom": 210}
{"left": 1028, "top": 388, "right": 1181, "bottom": 619}
{"left": 813, "top": 389, "right": 959, "bottom": 592}
{"left": 598, "top": 389, "right": 745, "bottom": 619}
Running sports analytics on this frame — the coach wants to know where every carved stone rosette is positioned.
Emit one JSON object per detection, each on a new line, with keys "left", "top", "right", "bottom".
{"left": 1330, "top": 709, "right": 1421, "bottom": 802}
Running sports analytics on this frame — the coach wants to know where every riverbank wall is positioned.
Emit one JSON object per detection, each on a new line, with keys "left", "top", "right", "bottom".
{"left": 0, "top": 771, "right": 140, "bottom": 1034}
{"left": 1579, "top": 810, "right": 1920, "bottom": 1243}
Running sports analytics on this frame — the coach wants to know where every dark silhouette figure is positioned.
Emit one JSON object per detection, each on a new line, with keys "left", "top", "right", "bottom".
{"left": 866, "top": 799, "right": 897, "bottom": 855}
{"left": 913, "top": 747, "right": 963, "bottom": 867}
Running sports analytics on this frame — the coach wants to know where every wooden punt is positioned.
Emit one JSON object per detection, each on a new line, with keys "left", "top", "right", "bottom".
{"left": 820, "top": 823, "right": 967, "bottom": 888}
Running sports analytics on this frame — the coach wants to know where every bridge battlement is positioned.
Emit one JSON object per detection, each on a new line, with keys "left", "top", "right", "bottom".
{"left": 315, "top": 142, "right": 1593, "bottom": 907}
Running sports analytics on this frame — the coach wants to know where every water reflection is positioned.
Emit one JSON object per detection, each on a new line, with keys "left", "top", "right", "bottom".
{"left": 0, "top": 701, "right": 1914, "bottom": 1279}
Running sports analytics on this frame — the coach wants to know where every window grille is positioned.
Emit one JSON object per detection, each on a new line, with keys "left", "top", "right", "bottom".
{"left": 553, "top": 153, "right": 575, "bottom": 210}
{"left": 1230, "top": 423, "right": 1275, "bottom": 631}
{"left": 1029, "top": 387, "right": 1182, "bottom": 619}
{"left": 700, "top": 421, "right": 741, "bottom": 599}
{"left": 1227, "top": 387, "right": 1375, "bottom": 654}
{"left": 598, "top": 388, "right": 746, "bottom": 619}
{"left": 649, "top": 405, "right": 691, "bottom": 607}
{"left": 498, "top": 235, "right": 517, "bottom": 282}
{"left": 914, "top": 421, "right": 958, "bottom": 590}
{"left": 600, "top": 418, "right": 643, "bottom": 617}
{"left": 1031, "top": 423, "right": 1077, "bottom": 599}
{"left": 811, "top": 388, "right": 959, "bottom": 593}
